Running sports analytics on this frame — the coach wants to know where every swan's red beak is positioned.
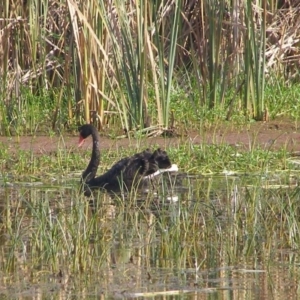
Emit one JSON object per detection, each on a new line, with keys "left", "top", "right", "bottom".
{"left": 78, "top": 135, "right": 85, "bottom": 147}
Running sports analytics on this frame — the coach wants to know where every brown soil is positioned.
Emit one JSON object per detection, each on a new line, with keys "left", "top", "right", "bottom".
{"left": 1, "top": 120, "right": 300, "bottom": 154}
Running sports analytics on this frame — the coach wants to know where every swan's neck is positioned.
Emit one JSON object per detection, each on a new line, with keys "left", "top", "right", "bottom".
{"left": 82, "top": 130, "right": 100, "bottom": 182}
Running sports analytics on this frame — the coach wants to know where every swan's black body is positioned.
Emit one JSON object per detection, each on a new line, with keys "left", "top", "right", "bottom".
{"left": 79, "top": 124, "right": 174, "bottom": 194}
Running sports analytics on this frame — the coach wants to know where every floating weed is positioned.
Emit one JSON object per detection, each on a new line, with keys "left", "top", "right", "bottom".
{"left": 170, "top": 141, "right": 295, "bottom": 176}
{"left": 0, "top": 135, "right": 295, "bottom": 182}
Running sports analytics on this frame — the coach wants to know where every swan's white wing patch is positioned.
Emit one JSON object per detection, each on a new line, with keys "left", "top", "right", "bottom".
{"left": 143, "top": 164, "right": 179, "bottom": 180}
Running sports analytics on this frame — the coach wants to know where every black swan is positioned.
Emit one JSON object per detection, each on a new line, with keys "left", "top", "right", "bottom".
{"left": 78, "top": 124, "right": 178, "bottom": 194}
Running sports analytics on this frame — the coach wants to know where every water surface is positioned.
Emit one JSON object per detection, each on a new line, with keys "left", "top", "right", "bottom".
{"left": 0, "top": 172, "right": 299, "bottom": 299}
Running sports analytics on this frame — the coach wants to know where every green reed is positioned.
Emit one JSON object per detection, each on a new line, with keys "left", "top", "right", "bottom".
{"left": 2, "top": 0, "right": 298, "bottom": 135}
{"left": 1, "top": 133, "right": 300, "bottom": 297}
{"left": 1, "top": 170, "right": 300, "bottom": 297}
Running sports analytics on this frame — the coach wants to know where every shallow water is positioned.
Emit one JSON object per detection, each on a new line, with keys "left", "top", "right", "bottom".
{"left": 0, "top": 172, "right": 300, "bottom": 299}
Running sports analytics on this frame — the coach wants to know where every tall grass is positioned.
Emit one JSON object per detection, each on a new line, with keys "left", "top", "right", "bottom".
{"left": 244, "top": 0, "right": 266, "bottom": 120}
{"left": 95, "top": 0, "right": 182, "bottom": 132}
{"left": 1, "top": 0, "right": 299, "bottom": 134}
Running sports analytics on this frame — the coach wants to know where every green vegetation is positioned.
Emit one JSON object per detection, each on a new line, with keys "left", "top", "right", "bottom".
{"left": 0, "top": 79, "right": 300, "bottom": 136}
{"left": 1, "top": 0, "right": 300, "bottom": 297}
{"left": 0, "top": 138, "right": 300, "bottom": 297}
{"left": 0, "top": 135, "right": 294, "bottom": 182}
{"left": 1, "top": 1, "right": 300, "bottom": 135}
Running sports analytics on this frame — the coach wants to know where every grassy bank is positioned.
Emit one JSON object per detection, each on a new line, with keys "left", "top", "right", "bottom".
{"left": 0, "top": 78, "right": 300, "bottom": 136}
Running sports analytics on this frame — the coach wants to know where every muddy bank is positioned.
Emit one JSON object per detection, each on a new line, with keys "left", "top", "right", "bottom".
{"left": 0, "top": 120, "right": 299, "bottom": 154}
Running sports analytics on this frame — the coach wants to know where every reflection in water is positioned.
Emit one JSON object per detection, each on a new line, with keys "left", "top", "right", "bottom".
{"left": 0, "top": 173, "right": 300, "bottom": 298}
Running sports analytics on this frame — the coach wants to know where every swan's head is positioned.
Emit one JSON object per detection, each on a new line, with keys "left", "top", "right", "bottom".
{"left": 78, "top": 124, "right": 94, "bottom": 147}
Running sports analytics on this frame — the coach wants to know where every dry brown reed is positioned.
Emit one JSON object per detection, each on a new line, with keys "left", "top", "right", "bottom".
{"left": 1, "top": 0, "right": 299, "bottom": 131}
